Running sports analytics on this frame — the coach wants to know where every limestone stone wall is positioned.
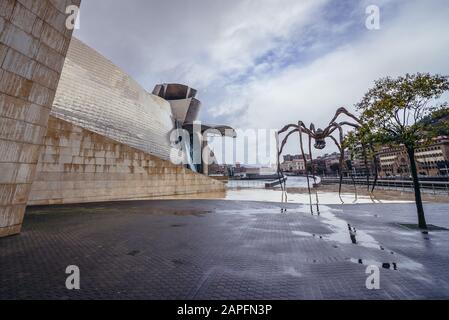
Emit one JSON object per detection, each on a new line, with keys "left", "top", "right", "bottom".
{"left": 0, "top": 0, "right": 80, "bottom": 237}
{"left": 28, "top": 116, "right": 225, "bottom": 205}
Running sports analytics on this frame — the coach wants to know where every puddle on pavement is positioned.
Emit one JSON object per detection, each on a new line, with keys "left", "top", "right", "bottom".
{"left": 229, "top": 204, "right": 395, "bottom": 256}
{"left": 290, "top": 205, "right": 426, "bottom": 272}
{"left": 220, "top": 204, "right": 421, "bottom": 274}
{"left": 293, "top": 206, "right": 384, "bottom": 251}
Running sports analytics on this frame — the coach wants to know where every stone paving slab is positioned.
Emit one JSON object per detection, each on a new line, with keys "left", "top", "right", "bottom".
{"left": 0, "top": 200, "right": 448, "bottom": 300}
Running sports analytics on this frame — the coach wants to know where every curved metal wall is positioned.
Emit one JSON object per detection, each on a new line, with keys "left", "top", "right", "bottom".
{"left": 51, "top": 38, "right": 175, "bottom": 160}
{"left": 152, "top": 83, "right": 202, "bottom": 125}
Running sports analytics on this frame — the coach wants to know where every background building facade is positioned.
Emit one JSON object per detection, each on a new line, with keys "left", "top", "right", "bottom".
{"left": 377, "top": 136, "right": 449, "bottom": 177}
{"left": 280, "top": 154, "right": 309, "bottom": 173}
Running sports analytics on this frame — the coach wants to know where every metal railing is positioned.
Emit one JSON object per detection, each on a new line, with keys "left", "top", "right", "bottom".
{"left": 321, "top": 177, "right": 449, "bottom": 195}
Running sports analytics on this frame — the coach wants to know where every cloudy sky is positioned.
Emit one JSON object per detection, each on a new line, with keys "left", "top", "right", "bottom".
{"left": 75, "top": 0, "right": 449, "bottom": 165}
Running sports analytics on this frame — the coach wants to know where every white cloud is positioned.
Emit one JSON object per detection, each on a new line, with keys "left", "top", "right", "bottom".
{"left": 76, "top": 0, "right": 329, "bottom": 88}
{"left": 206, "top": 0, "right": 328, "bottom": 74}
{"left": 209, "top": 0, "right": 449, "bottom": 161}
{"left": 75, "top": 0, "right": 449, "bottom": 164}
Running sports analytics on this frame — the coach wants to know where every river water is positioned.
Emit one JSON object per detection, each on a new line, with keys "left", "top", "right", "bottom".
{"left": 225, "top": 176, "right": 412, "bottom": 204}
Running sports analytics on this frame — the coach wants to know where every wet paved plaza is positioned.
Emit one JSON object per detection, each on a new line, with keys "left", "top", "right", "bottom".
{"left": 1, "top": 200, "right": 449, "bottom": 300}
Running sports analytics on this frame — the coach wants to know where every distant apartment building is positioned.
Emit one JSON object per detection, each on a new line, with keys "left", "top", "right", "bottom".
{"left": 377, "top": 136, "right": 449, "bottom": 177}
{"left": 347, "top": 146, "right": 376, "bottom": 177}
{"left": 280, "top": 154, "right": 310, "bottom": 173}
{"left": 277, "top": 137, "right": 449, "bottom": 178}
{"left": 281, "top": 152, "right": 352, "bottom": 175}
{"left": 315, "top": 152, "right": 349, "bottom": 174}
{"left": 209, "top": 162, "right": 277, "bottom": 177}
{"left": 208, "top": 164, "right": 226, "bottom": 175}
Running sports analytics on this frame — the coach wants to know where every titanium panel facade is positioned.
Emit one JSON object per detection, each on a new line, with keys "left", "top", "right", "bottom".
{"left": 152, "top": 83, "right": 201, "bottom": 125}
{"left": 51, "top": 38, "right": 175, "bottom": 160}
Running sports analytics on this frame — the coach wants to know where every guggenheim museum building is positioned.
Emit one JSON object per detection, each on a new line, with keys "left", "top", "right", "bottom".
{"left": 0, "top": 36, "right": 234, "bottom": 237}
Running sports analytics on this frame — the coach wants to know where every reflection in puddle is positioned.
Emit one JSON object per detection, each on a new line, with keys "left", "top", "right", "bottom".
{"left": 288, "top": 206, "right": 386, "bottom": 251}
{"left": 290, "top": 206, "right": 426, "bottom": 273}
{"left": 222, "top": 203, "right": 426, "bottom": 276}
{"left": 348, "top": 224, "right": 357, "bottom": 244}
{"left": 317, "top": 207, "right": 383, "bottom": 250}
{"left": 309, "top": 207, "right": 424, "bottom": 272}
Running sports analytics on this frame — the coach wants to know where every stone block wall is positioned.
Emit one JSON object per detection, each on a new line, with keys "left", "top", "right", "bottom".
{"left": 28, "top": 117, "right": 225, "bottom": 205}
{"left": 0, "top": 0, "right": 80, "bottom": 237}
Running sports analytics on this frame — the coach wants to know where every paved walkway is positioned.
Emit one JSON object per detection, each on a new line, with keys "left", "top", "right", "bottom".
{"left": 1, "top": 200, "right": 449, "bottom": 299}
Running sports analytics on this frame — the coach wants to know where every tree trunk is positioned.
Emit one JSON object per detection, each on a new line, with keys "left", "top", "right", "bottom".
{"left": 406, "top": 146, "right": 428, "bottom": 229}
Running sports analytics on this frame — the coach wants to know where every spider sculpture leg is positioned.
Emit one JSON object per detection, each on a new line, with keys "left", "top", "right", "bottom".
{"left": 361, "top": 144, "right": 371, "bottom": 192}
{"left": 278, "top": 126, "right": 305, "bottom": 203}
{"left": 349, "top": 160, "right": 358, "bottom": 203}
{"left": 277, "top": 126, "right": 304, "bottom": 203}
{"left": 329, "top": 122, "right": 361, "bottom": 203}
{"left": 329, "top": 107, "right": 362, "bottom": 127}
{"left": 308, "top": 125, "right": 320, "bottom": 214}
{"left": 334, "top": 126, "right": 346, "bottom": 204}
{"left": 329, "top": 123, "right": 348, "bottom": 204}
{"left": 341, "top": 137, "right": 358, "bottom": 204}
{"left": 327, "top": 134, "right": 344, "bottom": 203}
{"left": 298, "top": 122, "right": 314, "bottom": 214}
{"left": 275, "top": 133, "right": 284, "bottom": 197}
{"left": 338, "top": 149, "right": 345, "bottom": 204}
{"left": 275, "top": 133, "right": 287, "bottom": 203}
{"left": 370, "top": 144, "right": 379, "bottom": 193}
{"left": 327, "top": 108, "right": 366, "bottom": 200}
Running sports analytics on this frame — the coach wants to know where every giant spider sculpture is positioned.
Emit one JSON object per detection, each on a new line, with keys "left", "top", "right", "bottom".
{"left": 275, "top": 107, "right": 379, "bottom": 214}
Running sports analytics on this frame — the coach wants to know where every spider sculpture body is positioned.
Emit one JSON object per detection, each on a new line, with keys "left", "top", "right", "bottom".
{"left": 275, "top": 107, "right": 379, "bottom": 214}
